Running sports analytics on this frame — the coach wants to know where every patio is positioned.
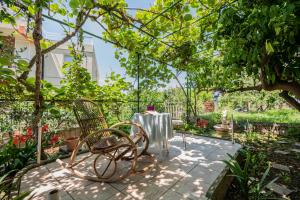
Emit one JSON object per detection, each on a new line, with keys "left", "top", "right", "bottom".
{"left": 20, "top": 134, "right": 241, "bottom": 200}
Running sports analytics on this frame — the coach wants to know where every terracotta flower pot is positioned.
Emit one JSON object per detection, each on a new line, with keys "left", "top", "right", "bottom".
{"left": 197, "top": 119, "right": 209, "bottom": 128}
{"left": 65, "top": 137, "right": 79, "bottom": 152}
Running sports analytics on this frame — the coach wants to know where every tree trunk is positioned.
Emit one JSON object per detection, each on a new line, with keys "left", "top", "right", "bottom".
{"left": 32, "top": 1, "right": 43, "bottom": 137}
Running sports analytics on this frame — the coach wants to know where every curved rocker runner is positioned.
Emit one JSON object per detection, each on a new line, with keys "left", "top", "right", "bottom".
{"left": 57, "top": 99, "right": 156, "bottom": 182}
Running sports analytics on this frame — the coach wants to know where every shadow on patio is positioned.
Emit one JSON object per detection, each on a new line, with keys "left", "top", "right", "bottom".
{"left": 21, "top": 134, "right": 241, "bottom": 200}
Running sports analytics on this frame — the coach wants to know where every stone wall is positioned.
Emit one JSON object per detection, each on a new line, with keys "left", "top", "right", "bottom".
{"left": 234, "top": 122, "right": 300, "bottom": 134}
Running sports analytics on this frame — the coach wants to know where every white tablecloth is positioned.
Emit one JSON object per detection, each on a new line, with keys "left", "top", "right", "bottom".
{"left": 131, "top": 113, "right": 173, "bottom": 149}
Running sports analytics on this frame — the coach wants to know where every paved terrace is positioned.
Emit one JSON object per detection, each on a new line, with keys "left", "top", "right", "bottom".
{"left": 21, "top": 134, "right": 241, "bottom": 200}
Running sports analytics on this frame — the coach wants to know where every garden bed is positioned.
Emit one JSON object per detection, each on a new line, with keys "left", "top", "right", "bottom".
{"left": 224, "top": 147, "right": 300, "bottom": 200}
{"left": 198, "top": 109, "right": 300, "bottom": 138}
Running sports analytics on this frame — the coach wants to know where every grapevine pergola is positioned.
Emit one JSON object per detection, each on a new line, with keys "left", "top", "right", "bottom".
{"left": 40, "top": 0, "right": 227, "bottom": 119}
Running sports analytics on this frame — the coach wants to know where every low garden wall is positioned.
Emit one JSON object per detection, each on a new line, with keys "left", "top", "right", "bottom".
{"left": 57, "top": 127, "right": 81, "bottom": 140}
{"left": 198, "top": 110, "right": 300, "bottom": 136}
{"left": 233, "top": 122, "right": 300, "bottom": 135}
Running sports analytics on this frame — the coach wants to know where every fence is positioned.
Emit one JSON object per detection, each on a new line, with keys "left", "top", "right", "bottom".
{"left": 0, "top": 99, "right": 186, "bottom": 144}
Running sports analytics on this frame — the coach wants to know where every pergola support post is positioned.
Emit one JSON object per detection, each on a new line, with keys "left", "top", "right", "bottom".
{"left": 137, "top": 53, "right": 141, "bottom": 113}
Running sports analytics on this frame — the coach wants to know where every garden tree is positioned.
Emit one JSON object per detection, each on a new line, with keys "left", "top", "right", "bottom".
{"left": 0, "top": 0, "right": 138, "bottom": 136}
{"left": 49, "top": 41, "right": 100, "bottom": 100}
{"left": 212, "top": 0, "right": 300, "bottom": 111}
{"left": 219, "top": 91, "right": 286, "bottom": 112}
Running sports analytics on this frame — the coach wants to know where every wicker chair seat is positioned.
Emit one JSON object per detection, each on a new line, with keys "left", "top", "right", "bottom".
{"left": 92, "top": 136, "right": 118, "bottom": 150}
{"left": 91, "top": 134, "right": 143, "bottom": 153}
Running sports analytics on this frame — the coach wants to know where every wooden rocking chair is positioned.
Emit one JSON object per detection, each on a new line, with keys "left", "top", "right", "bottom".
{"left": 57, "top": 99, "right": 153, "bottom": 182}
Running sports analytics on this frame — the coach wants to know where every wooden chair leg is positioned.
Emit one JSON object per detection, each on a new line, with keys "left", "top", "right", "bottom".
{"left": 93, "top": 153, "right": 117, "bottom": 180}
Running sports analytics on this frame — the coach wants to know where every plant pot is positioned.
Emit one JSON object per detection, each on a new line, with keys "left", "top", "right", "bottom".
{"left": 197, "top": 119, "right": 209, "bottom": 128}
{"left": 147, "top": 105, "right": 155, "bottom": 111}
{"left": 64, "top": 137, "right": 79, "bottom": 152}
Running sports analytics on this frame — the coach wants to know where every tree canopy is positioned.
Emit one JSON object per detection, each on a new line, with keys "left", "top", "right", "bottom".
{"left": 0, "top": 0, "right": 299, "bottom": 112}
{"left": 105, "top": 0, "right": 300, "bottom": 110}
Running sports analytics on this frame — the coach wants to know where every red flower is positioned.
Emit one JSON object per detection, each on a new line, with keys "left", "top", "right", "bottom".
{"left": 13, "top": 135, "right": 19, "bottom": 145}
{"left": 26, "top": 127, "right": 33, "bottom": 136}
{"left": 50, "top": 135, "right": 59, "bottom": 145}
{"left": 20, "top": 135, "right": 27, "bottom": 143}
{"left": 42, "top": 124, "right": 49, "bottom": 133}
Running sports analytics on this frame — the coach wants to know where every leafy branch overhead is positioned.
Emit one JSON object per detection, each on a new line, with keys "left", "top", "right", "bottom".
{"left": 104, "top": 0, "right": 300, "bottom": 111}
{"left": 0, "top": 0, "right": 300, "bottom": 111}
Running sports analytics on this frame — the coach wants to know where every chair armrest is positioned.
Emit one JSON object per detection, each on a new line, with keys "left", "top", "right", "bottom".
{"left": 110, "top": 121, "right": 147, "bottom": 138}
{"left": 80, "top": 128, "right": 136, "bottom": 148}
{"left": 110, "top": 121, "right": 150, "bottom": 156}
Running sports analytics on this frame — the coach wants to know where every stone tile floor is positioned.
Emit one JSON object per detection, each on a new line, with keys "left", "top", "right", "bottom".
{"left": 21, "top": 134, "right": 241, "bottom": 200}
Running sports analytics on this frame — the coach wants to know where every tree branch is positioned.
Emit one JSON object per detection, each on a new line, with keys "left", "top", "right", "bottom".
{"left": 279, "top": 91, "right": 300, "bottom": 112}
{"left": 225, "top": 85, "right": 263, "bottom": 93}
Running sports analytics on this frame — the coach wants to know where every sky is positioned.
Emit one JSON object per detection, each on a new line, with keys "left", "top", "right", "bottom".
{"left": 42, "top": 0, "right": 186, "bottom": 87}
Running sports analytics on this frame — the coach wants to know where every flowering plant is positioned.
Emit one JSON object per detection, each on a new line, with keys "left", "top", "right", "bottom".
{"left": 40, "top": 124, "right": 62, "bottom": 147}
{"left": 12, "top": 124, "right": 61, "bottom": 148}
{"left": 12, "top": 128, "right": 34, "bottom": 147}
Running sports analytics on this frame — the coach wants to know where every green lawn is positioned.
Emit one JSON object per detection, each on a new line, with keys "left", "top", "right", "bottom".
{"left": 198, "top": 109, "right": 300, "bottom": 124}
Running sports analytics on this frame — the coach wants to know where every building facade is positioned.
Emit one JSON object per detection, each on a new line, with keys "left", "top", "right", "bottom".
{"left": 0, "top": 19, "right": 99, "bottom": 87}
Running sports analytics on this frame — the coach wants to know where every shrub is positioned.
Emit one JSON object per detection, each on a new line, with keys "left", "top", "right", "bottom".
{"left": 287, "top": 127, "right": 300, "bottom": 141}
{"left": 197, "top": 112, "right": 221, "bottom": 128}
{"left": 198, "top": 109, "right": 300, "bottom": 127}
{"left": 0, "top": 138, "right": 36, "bottom": 176}
{"left": 223, "top": 149, "right": 277, "bottom": 200}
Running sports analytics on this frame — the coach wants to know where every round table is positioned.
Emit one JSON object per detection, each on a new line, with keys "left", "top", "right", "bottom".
{"left": 131, "top": 112, "right": 173, "bottom": 151}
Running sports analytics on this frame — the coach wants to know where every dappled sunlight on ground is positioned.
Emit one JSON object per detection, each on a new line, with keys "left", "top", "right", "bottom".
{"left": 21, "top": 134, "right": 241, "bottom": 200}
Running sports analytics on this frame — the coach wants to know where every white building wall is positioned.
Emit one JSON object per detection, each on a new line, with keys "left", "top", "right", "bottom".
{"left": 0, "top": 21, "right": 99, "bottom": 87}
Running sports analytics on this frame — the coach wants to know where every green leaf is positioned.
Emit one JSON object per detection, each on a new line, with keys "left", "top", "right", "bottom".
{"left": 85, "top": 0, "right": 94, "bottom": 8}
{"left": 50, "top": 3, "right": 59, "bottom": 12}
{"left": 184, "top": 14, "right": 193, "bottom": 21}
{"left": 208, "top": 0, "right": 216, "bottom": 6}
{"left": 0, "top": 67, "right": 14, "bottom": 75}
{"left": 0, "top": 57, "right": 12, "bottom": 66}
{"left": 28, "top": 6, "right": 35, "bottom": 15}
{"left": 16, "top": 59, "right": 29, "bottom": 71}
{"left": 69, "top": 0, "right": 79, "bottom": 10}
{"left": 274, "top": 27, "right": 280, "bottom": 36}
{"left": 49, "top": 108, "right": 60, "bottom": 115}
{"left": 265, "top": 41, "right": 274, "bottom": 54}
{"left": 26, "top": 77, "right": 35, "bottom": 86}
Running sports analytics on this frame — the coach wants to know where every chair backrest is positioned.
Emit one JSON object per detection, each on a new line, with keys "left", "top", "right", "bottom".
{"left": 73, "top": 99, "right": 110, "bottom": 149}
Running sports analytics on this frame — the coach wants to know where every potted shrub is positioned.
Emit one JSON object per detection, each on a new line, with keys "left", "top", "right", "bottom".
{"left": 199, "top": 92, "right": 214, "bottom": 112}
